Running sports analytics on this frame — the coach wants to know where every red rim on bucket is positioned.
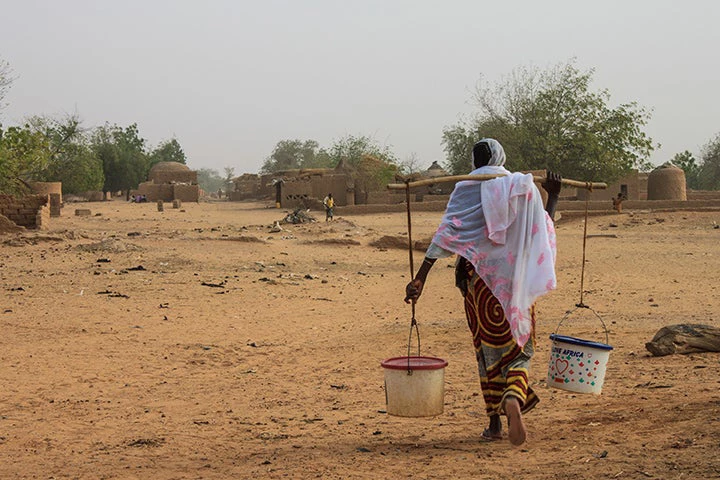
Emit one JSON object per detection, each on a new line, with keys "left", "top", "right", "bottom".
{"left": 381, "top": 356, "right": 448, "bottom": 370}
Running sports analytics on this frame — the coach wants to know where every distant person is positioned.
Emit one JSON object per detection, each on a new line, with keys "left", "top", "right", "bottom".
{"left": 323, "top": 193, "right": 334, "bottom": 221}
{"left": 612, "top": 192, "right": 626, "bottom": 213}
{"left": 404, "top": 138, "right": 561, "bottom": 446}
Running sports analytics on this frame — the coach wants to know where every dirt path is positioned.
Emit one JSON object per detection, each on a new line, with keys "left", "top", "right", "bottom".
{"left": 1, "top": 200, "right": 718, "bottom": 479}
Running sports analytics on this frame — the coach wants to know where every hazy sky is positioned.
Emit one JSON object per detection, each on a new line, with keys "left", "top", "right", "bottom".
{"left": 1, "top": 0, "right": 718, "bottom": 174}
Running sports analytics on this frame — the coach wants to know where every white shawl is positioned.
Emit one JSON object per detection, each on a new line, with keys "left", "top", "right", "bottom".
{"left": 429, "top": 166, "right": 557, "bottom": 348}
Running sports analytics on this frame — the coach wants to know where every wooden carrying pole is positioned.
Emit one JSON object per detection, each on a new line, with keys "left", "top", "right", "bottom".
{"left": 387, "top": 174, "right": 607, "bottom": 191}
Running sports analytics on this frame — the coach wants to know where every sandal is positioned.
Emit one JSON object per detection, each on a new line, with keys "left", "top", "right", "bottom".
{"left": 480, "top": 428, "right": 503, "bottom": 442}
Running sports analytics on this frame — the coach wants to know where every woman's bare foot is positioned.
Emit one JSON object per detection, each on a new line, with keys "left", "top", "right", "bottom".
{"left": 504, "top": 397, "right": 527, "bottom": 446}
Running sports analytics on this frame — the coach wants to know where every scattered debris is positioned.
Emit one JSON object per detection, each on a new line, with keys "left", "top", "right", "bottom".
{"left": 281, "top": 208, "right": 316, "bottom": 224}
{"left": 3, "top": 235, "right": 65, "bottom": 246}
{"left": 216, "top": 236, "right": 265, "bottom": 243}
{"left": 670, "top": 438, "right": 695, "bottom": 449}
{"left": 97, "top": 290, "right": 130, "bottom": 299}
{"left": 634, "top": 381, "right": 673, "bottom": 389}
{"left": 127, "top": 438, "right": 165, "bottom": 448}
{"left": 78, "top": 238, "right": 142, "bottom": 253}
{"left": 304, "top": 238, "right": 360, "bottom": 246}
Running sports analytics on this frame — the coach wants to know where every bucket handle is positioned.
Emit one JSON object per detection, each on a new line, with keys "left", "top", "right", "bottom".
{"left": 405, "top": 305, "right": 421, "bottom": 375}
{"left": 554, "top": 303, "right": 609, "bottom": 345}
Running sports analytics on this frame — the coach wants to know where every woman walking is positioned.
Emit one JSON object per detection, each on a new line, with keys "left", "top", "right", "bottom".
{"left": 404, "top": 138, "right": 561, "bottom": 446}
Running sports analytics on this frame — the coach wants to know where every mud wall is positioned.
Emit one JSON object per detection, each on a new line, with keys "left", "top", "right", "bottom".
{"left": 232, "top": 176, "right": 260, "bottom": 199}
{"left": 687, "top": 190, "right": 720, "bottom": 201}
{"left": 30, "top": 182, "right": 62, "bottom": 203}
{"left": 309, "top": 175, "right": 350, "bottom": 206}
{"left": 0, "top": 194, "right": 50, "bottom": 229}
{"left": 173, "top": 184, "right": 200, "bottom": 203}
{"left": 575, "top": 171, "right": 647, "bottom": 202}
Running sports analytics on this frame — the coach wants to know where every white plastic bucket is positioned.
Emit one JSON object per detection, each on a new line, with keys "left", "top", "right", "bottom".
{"left": 381, "top": 356, "right": 448, "bottom": 417}
{"left": 547, "top": 334, "right": 613, "bottom": 394}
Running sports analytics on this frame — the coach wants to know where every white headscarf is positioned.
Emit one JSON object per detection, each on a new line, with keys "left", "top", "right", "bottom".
{"left": 472, "top": 138, "right": 506, "bottom": 168}
{"left": 429, "top": 139, "right": 557, "bottom": 348}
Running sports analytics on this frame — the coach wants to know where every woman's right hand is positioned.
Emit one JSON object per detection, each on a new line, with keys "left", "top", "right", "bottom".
{"left": 404, "top": 279, "right": 424, "bottom": 304}
{"left": 542, "top": 170, "right": 562, "bottom": 197}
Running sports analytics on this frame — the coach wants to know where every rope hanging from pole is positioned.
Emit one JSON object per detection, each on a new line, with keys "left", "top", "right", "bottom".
{"left": 405, "top": 180, "right": 420, "bottom": 372}
{"left": 577, "top": 182, "right": 593, "bottom": 308}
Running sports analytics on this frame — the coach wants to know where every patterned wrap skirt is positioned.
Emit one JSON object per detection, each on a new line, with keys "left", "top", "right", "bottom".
{"left": 459, "top": 258, "right": 539, "bottom": 416}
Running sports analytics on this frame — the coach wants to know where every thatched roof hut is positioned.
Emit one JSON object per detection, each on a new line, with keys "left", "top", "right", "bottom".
{"left": 425, "top": 161, "right": 449, "bottom": 178}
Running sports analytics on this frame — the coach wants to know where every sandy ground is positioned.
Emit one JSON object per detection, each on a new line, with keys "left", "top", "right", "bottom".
{"left": 1, "top": 199, "right": 719, "bottom": 480}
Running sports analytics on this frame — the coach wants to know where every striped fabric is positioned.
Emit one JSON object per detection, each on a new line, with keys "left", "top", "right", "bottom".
{"left": 462, "top": 260, "right": 539, "bottom": 416}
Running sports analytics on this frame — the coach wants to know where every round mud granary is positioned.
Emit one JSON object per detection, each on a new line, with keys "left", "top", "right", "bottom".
{"left": 647, "top": 162, "right": 686, "bottom": 200}
{"left": 148, "top": 162, "right": 193, "bottom": 184}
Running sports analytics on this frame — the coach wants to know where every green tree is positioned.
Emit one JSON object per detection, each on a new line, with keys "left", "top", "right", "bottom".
{"left": 698, "top": 133, "right": 720, "bottom": 190}
{"left": 196, "top": 168, "right": 225, "bottom": 194}
{"left": 443, "top": 60, "right": 655, "bottom": 181}
{"left": 441, "top": 124, "right": 479, "bottom": 175}
{"left": 671, "top": 150, "right": 701, "bottom": 190}
{"left": 397, "top": 152, "right": 425, "bottom": 176}
{"left": 91, "top": 123, "right": 148, "bottom": 195}
{"left": 0, "top": 123, "right": 52, "bottom": 194}
{"left": 223, "top": 166, "right": 235, "bottom": 193}
{"left": 260, "top": 139, "right": 327, "bottom": 173}
{"left": 325, "top": 135, "right": 398, "bottom": 203}
{"left": 45, "top": 143, "right": 104, "bottom": 194}
{"left": 148, "top": 138, "right": 187, "bottom": 168}
{"left": 26, "top": 115, "right": 104, "bottom": 194}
